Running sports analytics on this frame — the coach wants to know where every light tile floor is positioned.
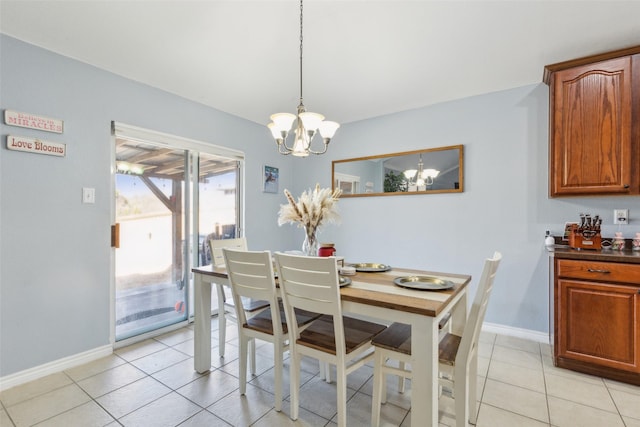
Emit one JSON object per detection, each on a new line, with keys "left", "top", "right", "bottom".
{"left": 1, "top": 318, "right": 640, "bottom": 427}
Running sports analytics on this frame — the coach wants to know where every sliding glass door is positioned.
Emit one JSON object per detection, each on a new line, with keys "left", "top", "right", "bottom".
{"left": 113, "top": 123, "right": 243, "bottom": 342}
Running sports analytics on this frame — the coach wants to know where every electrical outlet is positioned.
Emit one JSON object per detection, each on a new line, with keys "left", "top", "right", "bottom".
{"left": 614, "top": 209, "right": 629, "bottom": 225}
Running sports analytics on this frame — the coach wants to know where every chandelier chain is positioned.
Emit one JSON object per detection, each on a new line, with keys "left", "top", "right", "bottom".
{"left": 267, "top": 0, "right": 339, "bottom": 156}
{"left": 299, "top": 0, "right": 304, "bottom": 104}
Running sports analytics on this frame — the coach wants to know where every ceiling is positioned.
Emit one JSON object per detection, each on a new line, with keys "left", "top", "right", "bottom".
{"left": 2, "top": 1, "right": 640, "bottom": 125}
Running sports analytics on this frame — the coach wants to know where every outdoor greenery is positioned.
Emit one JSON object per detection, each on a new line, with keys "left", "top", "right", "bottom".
{"left": 384, "top": 171, "right": 408, "bottom": 192}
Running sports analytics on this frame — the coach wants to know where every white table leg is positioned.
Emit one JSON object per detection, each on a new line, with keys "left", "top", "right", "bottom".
{"left": 411, "top": 316, "right": 439, "bottom": 426}
{"left": 216, "top": 283, "right": 227, "bottom": 358}
{"left": 194, "top": 274, "right": 212, "bottom": 373}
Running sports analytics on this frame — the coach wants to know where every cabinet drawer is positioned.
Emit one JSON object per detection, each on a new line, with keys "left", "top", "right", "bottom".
{"left": 556, "top": 259, "right": 640, "bottom": 285}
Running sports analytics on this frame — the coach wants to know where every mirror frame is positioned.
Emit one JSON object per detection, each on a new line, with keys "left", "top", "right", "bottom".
{"left": 332, "top": 145, "right": 464, "bottom": 197}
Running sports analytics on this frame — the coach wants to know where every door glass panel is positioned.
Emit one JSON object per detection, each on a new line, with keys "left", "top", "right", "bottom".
{"left": 115, "top": 141, "right": 187, "bottom": 341}
{"left": 197, "top": 154, "right": 240, "bottom": 267}
{"left": 189, "top": 153, "right": 240, "bottom": 319}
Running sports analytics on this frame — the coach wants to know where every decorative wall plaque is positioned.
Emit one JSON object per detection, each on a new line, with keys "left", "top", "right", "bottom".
{"left": 7, "top": 135, "right": 66, "bottom": 157}
{"left": 4, "top": 110, "right": 64, "bottom": 133}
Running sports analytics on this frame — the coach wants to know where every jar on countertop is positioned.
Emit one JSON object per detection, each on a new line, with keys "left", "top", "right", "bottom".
{"left": 545, "top": 230, "right": 555, "bottom": 248}
{"left": 633, "top": 233, "right": 640, "bottom": 251}
{"left": 612, "top": 232, "right": 625, "bottom": 251}
{"left": 318, "top": 243, "right": 336, "bottom": 257}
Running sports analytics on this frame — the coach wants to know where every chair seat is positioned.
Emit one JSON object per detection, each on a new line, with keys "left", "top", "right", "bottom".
{"left": 371, "top": 322, "right": 411, "bottom": 355}
{"left": 298, "top": 314, "right": 387, "bottom": 355}
{"left": 438, "top": 332, "right": 462, "bottom": 366}
{"left": 245, "top": 304, "right": 320, "bottom": 335}
{"left": 371, "top": 322, "right": 462, "bottom": 366}
{"left": 226, "top": 296, "right": 270, "bottom": 312}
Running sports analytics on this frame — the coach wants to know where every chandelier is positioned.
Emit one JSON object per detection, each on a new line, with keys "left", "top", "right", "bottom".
{"left": 404, "top": 154, "right": 440, "bottom": 190}
{"left": 267, "top": 0, "right": 339, "bottom": 157}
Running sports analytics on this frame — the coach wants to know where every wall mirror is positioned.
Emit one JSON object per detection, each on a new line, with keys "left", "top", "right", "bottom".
{"left": 332, "top": 145, "right": 463, "bottom": 197}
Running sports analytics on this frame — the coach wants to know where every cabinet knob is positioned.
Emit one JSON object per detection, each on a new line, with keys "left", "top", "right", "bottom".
{"left": 624, "top": 184, "right": 630, "bottom": 189}
{"left": 587, "top": 268, "right": 610, "bottom": 274}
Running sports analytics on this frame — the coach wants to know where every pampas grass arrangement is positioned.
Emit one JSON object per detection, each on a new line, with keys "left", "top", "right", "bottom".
{"left": 278, "top": 184, "right": 342, "bottom": 254}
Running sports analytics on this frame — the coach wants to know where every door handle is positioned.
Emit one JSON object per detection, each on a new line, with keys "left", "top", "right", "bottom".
{"left": 111, "top": 223, "right": 120, "bottom": 248}
{"left": 587, "top": 268, "right": 610, "bottom": 274}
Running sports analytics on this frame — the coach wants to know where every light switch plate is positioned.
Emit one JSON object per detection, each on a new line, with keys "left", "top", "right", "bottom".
{"left": 82, "top": 187, "right": 96, "bottom": 204}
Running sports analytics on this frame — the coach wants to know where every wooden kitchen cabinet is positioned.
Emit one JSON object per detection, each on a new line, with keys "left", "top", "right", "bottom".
{"left": 554, "top": 257, "right": 640, "bottom": 385}
{"left": 544, "top": 46, "right": 640, "bottom": 197}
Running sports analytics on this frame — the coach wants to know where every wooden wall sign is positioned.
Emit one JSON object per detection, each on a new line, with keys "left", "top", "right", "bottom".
{"left": 7, "top": 135, "right": 66, "bottom": 157}
{"left": 4, "top": 110, "right": 64, "bottom": 133}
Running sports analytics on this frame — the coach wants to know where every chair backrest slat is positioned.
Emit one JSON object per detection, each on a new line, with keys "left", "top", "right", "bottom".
{"left": 210, "top": 237, "right": 247, "bottom": 267}
{"left": 275, "top": 253, "right": 344, "bottom": 354}
{"left": 222, "top": 248, "right": 280, "bottom": 332}
{"left": 457, "top": 251, "right": 501, "bottom": 368}
{"left": 275, "top": 254, "right": 342, "bottom": 317}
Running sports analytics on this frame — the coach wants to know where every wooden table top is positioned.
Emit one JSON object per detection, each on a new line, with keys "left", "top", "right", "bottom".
{"left": 193, "top": 264, "right": 471, "bottom": 317}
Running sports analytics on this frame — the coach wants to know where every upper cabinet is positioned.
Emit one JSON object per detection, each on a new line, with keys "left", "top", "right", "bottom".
{"left": 544, "top": 46, "right": 640, "bottom": 197}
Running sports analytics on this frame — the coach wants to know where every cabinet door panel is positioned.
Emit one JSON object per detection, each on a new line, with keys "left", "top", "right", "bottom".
{"left": 551, "top": 56, "right": 633, "bottom": 196}
{"left": 558, "top": 279, "right": 639, "bottom": 372}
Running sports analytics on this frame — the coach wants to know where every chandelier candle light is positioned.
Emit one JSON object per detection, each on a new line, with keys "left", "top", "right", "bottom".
{"left": 278, "top": 184, "right": 342, "bottom": 256}
{"left": 404, "top": 154, "right": 439, "bottom": 190}
{"left": 267, "top": 0, "right": 340, "bottom": 157}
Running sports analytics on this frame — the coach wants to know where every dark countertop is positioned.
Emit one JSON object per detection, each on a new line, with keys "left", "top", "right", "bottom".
{"left": 549, "top": 245, "right": 640, "bottom": 264}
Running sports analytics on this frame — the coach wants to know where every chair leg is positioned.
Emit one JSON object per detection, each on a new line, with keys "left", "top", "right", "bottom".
{"left": 289, "top": 350, "right": 301, "bottom": 421}
{"left": 381, "top": 362, "right": 387, "bottom": 404}
{"left": 238, "top": 334, "right": 248, "bottom": 395}
{"left": 468, "top": 354, "right": 479, "bottom": 425}
{"left": 371, "top": 350, "right": 385, "bottom": 427}
{"left": 336, "top": 363, "right": 347, "bottom": 427}
{"left": 249, "top": 338, "right": 256, "bottom": 375}
{"left": 216, "top": 284, "right": 226, "bottom": 358}
{"left": 273, "top": 338, "right": 284, "bottom": 412}
{"left": 454, "top": 366, "right": 469, "bottom": 427}
{"left": 319, "top": 360, "right": 325, "bottom": 379}
{"left": 398, "top": 361, "right": 406, "bottom": 393}
{"left": 319, "top": 361, "right": 331, "bottom": 382}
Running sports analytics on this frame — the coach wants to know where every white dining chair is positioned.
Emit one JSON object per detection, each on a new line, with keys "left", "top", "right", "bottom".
{"left": 275, "top": 253, "right": 387, "bottom": 427}
{"left": 222, "top": 248, "right": 321, "bottom": 411}
{"left": 209, "top": 237, "right": 269, "bottom": 367}
{"left": 370, "top": 251, "right": 502, "bottom": 427}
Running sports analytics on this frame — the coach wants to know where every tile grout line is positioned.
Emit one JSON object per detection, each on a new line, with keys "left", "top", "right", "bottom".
{"left": 602, "top": 379, "right": 630, "bottom": 427}
{"left": 539, "top": 339, "right": 552, "bottom": 427}
{"left": 475, "top": 334, "right": 496, "bottom": 424}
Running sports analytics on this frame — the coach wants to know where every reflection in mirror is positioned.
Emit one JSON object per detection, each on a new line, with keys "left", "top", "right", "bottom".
{"left": 332, "top": 145, "right": 463, "bottom": 197}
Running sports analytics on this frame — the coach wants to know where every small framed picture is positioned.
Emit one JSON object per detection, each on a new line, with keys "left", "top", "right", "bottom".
{"left": 263, "top": 165, "right": 279, "bottom": 193}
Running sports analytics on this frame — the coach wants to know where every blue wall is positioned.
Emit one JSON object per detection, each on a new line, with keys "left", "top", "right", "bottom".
{"left": 0, "top": 35, "right": 295, "bottom": 377}
{"left": 291, "top": 83, "right": 640, "bottom": 337}
{"left": 3, "top": 34, "right": 640, "bottom": 379}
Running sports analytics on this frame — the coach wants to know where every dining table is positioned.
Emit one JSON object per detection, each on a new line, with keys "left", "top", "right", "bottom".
{"left": 192, "top": 262, "right": 471, "bottom": 426}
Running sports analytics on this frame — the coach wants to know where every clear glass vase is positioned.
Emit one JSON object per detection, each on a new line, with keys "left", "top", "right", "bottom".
{"left": 302, "top": 227, "right": 319, "bottom": 256}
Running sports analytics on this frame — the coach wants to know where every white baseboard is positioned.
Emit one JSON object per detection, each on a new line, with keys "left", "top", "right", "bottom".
{"left": 0, "top": 345, "right": 112, "bottom": 392}
{"left": 482, "top": 322, "right": 550, "bottom": 344}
